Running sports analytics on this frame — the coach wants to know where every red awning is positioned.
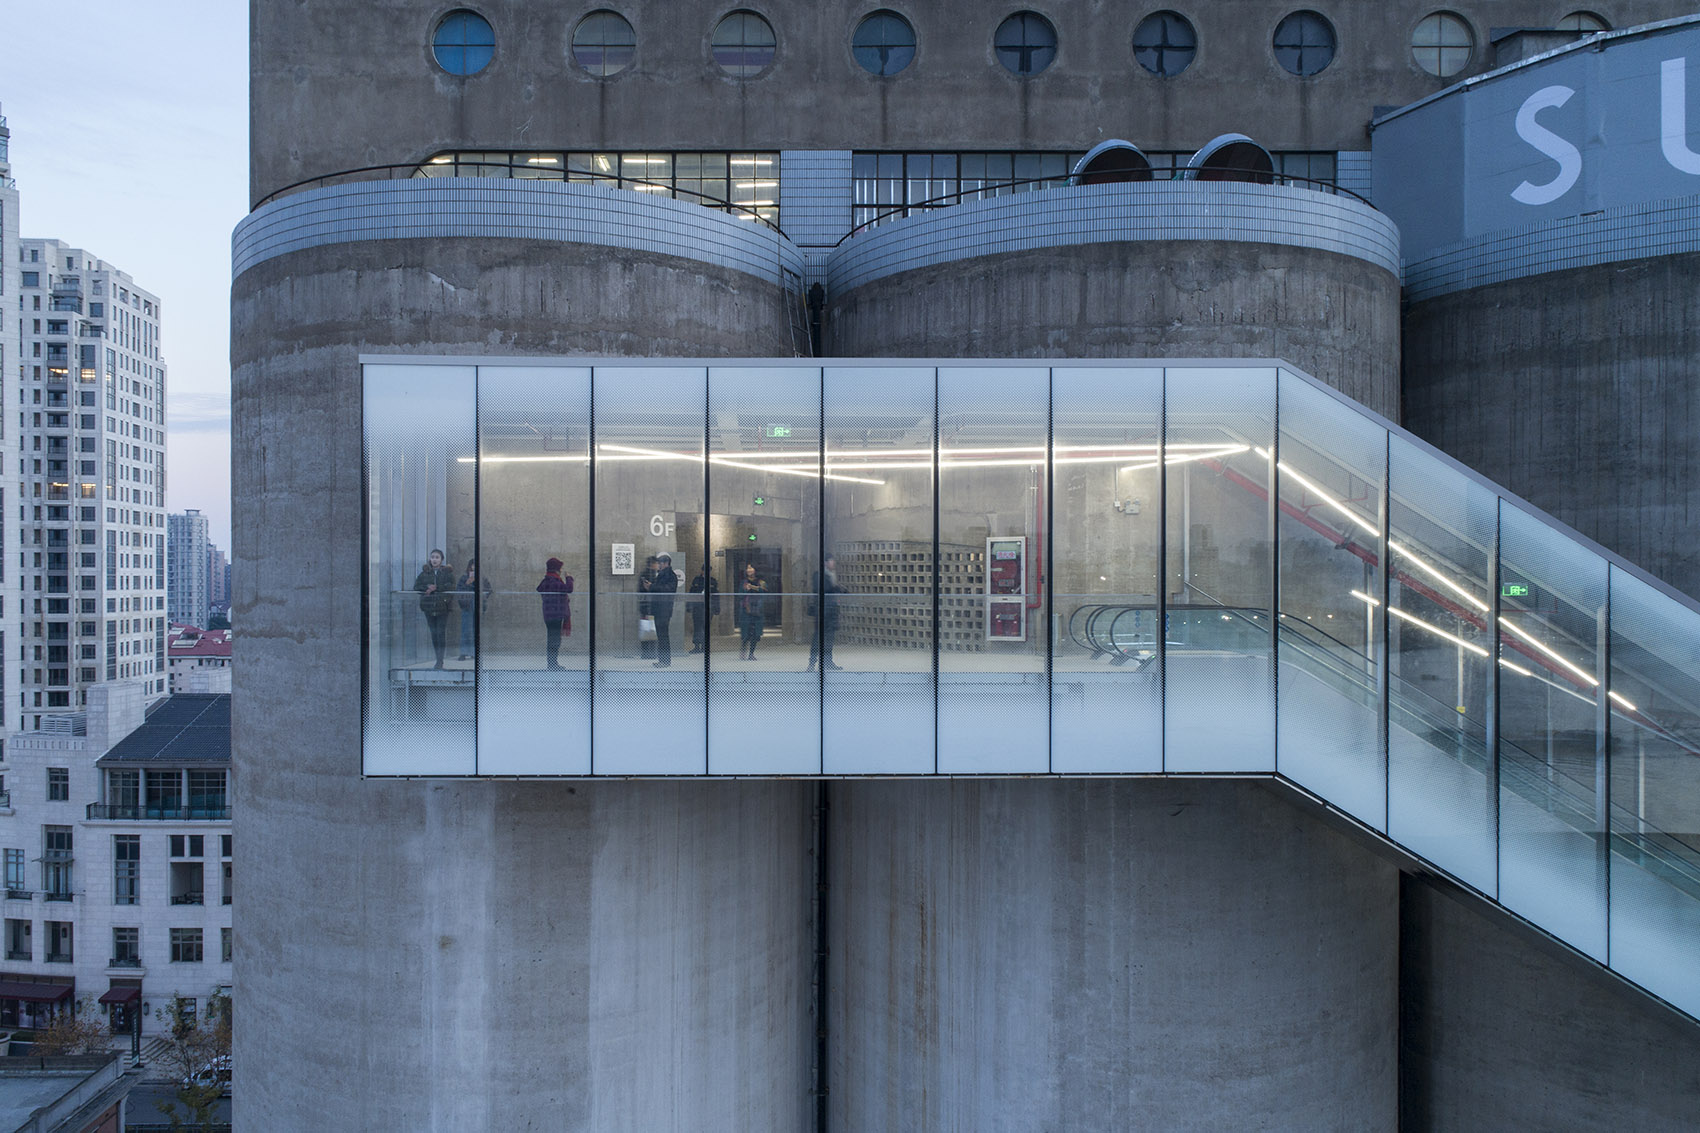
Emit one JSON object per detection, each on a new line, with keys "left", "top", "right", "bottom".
{"left": 0, "top": 980, "right": 72, "bottom": 1003}
{"left": 98, "top": 986, "right": 140, "bottom": 1006}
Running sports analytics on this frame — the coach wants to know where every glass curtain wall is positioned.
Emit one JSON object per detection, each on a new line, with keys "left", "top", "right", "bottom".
{"left": 1163, "top": 367, "right": 1276, "bottom": 773}
{"left": 707, "top": 366, "right": 822, "bottom": 774}
{"left": 476, "top": 366, "right": 592, "bottom": 774}
{"left": 936, "top": 367, "right": 1049, "bottom": 773}
{"left": 363, "top": 364, "right": 476, "bottom": 775}
{"left": 822, "top": 366, "right": 935, "bottom": 774}
{"left": 592, "top": 367, "right": 708, "bottom": 774}
{"left": 1050, "top": 367, "right": 1163, "bottom": 772}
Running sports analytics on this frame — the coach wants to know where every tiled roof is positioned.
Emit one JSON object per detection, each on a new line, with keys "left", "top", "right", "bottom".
{"left": 98, "top": 693, "right": 231, "bottom": 764}
{"left": 168, "top": 625, "right": 233, "bottom": 659}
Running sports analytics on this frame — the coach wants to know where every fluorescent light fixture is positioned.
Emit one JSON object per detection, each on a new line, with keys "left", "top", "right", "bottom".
{"left": 1387, "top": 539, "right": 1488, "bottom": 612}
{"left": 1500, "top": 618, "right": 1598, "bottom": 687}
{"left": 1388, "top": 605, "right": 1488, "bottom": 657}
{"left": 1498, "top": 657, "right": 1534, "bottom": 677}
{"left": 1272, "top": 456, "right": 1377, "bottom": 537}
{"left": 1608, "top": 689, "right": 1638, "bottom": 711}
{"left": 1350, "top": 589, "right": 1380, "bottom": 607}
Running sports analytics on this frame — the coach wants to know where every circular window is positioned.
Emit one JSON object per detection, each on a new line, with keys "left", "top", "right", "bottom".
{"left": 994, "top": 12, "right": 1057, "bottom": 76}
{"left": 1412, "top": 13, "right": 1473, "bottom": 77}
{"left": 712, "top": 10, "right": 777, "bottom": 77}
{"left": 573, "top": 11, "right": 636, "bottom": 76}
{"left": 853, "top": 10, "right": 916, "bottom": 76}
{"left": 1132, "top": 11, "right": 1197, "bottom": 77}
{"left": 433, "top": 9, "right": 496, "bottom": 76}
{"left": 1272, "top": 11, "right": 1335, "bottom": 76}
{"left": 1558, "top": 11, "right": 1609, "bottom": 32}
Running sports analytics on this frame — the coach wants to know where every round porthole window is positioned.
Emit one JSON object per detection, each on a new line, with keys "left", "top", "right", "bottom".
{"left": 1272, "top": 11, "right": 1335, "bottom": 77}
{"left": 1412, "top": 12, "right": 1473, "bottom": 77}
{"left": 994, "top": 12, "right": 1057, "bottom": 76}
{"left": 1558, "top": 11, "right": 1609, "bottom": 32}
{"left": 573, "top": 11, "right": 636, "bottom": 77}
{"left": 433, "top": 9, "right": 496, "bottom": 76}
{"left": 1132, "top": 11, "right": 1197, "bottom": 77}
{"left": 712, "top": 10, "right": 777, "bottom": 77}
{"left": 853, "top": 10, "right": 916, "bottom": 76}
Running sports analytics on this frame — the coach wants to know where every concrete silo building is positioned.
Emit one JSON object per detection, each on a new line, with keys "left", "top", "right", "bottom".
{"left": 234, "top": 4, "right": 1700, "bottom": 1127}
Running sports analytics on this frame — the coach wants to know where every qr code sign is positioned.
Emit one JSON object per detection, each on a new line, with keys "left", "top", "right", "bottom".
{"left": 611, "top": 543, "right": 636, "bottom": 576}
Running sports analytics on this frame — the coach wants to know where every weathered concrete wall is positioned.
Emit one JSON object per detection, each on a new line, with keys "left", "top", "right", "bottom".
{"left": 1400, "top": 874, "right": 1700, "bottom": 1129}
{"left": 828, "top": 242, "right": 1401, "bottom": 417}
{"left": 231, "top": 238, "right": 810, "bottom": 1130}
{"left": 250, "top": 0, "right": 1692, "bottom": 202}
{"left": 828, "top": 778, "right": 1401, "bottom": 1130}
{"left": 1403, "top": 254, "right": 1700, "bottom": 599}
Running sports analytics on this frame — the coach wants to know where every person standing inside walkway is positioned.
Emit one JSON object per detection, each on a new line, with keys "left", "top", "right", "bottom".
{"left": 455, "top": 557, "right": 491, "bottom": 661}
{"left": 737, "top": 563, "right": 768, "bottom": 661}
{"left": 638, "top": 555, "right": 659, "bottom": 660}
{"left": 650, "top": 552, "right": 679, "bottom": 667}
{"left": 536, "top": 557, "right": 574, "bottom": 671}
{"left": 688, "top": 562, "right": 720, "bottom": 654}
{"left": 413, "top": 549, "right": 456, "bottom": 670}
{"left": 807, "top": 555, "right": 846, "bottom": 672}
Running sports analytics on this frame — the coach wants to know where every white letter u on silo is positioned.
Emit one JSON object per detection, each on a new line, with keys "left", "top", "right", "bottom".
{"left": 1662, "top": 58, "right": 1700, "bottom": 174}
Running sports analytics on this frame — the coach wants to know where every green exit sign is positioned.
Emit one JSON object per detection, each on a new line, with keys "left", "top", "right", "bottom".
{"left": 764, "top": 425, "right": 791, "bottom": 439}
{"left": 1502, "top": 583, "right": 1530, "bottom": 598}
{"left": 753, "top": 496, "right": 767, "bottom": 507}
{"left": 748, "top": 533, "right": 758, "bottom": 542}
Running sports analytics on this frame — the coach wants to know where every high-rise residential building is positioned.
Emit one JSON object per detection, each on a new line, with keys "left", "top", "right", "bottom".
{"left": 235, "top": 5, "right": 1700, "bottom": 1128}
{"left": 206, "top": 543, "right": 228, "bottom": 610}
{"left": 0, "top": 108, "right": 19, "bottom": 737}
{"left": 167, "top": 510, "right": 209, "bottom": 628}
{"left": 16, "top": 237, "right": 167, "bottom": 729}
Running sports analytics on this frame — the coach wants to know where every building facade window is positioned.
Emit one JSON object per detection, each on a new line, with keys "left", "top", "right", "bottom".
{"left": 572, "top": 10, "right": 636, "bottom": 77}
{"left": 711, "top": 11, "right": 776, "bottom": 77}
{"left": 170, "top": 929, "right": 203, "bottom": 963}
{"left": 3, "top": 851, "right": 24, "bottom": 898}
{"left": 4, "top": 919, "right": 29, "bottom": 962}
{"left": 114, "top": 834, "right": 139, "bottom": 905}
{"left": 112, "top": 926, "right": 139, "bottom": 967}
{"left": 994, "top": 12, "right": 1057, "bottom": 75}
{"left": 1558, "top": 11, "right": 1609, "bottom": 32}
{"left": 1412, "top": 12, "right": 1473, "bottom": 78}
{"left": 221, "top": 927, "right": 232, "bottom": 964}
{"left": 852, "top": 10, "right": 916, "bottom": 76}
{"left": 1273, "top": 11, "right": 1335, "bottom": 76}
{"left": 432, "top": 9, "right": 495, "bottom": 76}
{"left": 45, "top": 768, "right": 68, "bottom": 801}
{"left": 44, "top": 920, "right": 72, "bottom": 963}
{"left": 41, "top": 826, "right": 72, "bottom": 900}
{"left": 1132, "top": 11, "right": 1197, "bottom": 76}
{"left": 188, "top": 771, "right": 227, "bottom": 816}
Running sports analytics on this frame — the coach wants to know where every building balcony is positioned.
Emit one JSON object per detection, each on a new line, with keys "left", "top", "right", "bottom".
{"left": 43, "top": 953, "right": 72, "bottom": 964}
{"left": 5, "top": 890, "right": 31, "bottom": 902}
{"left": 42, "top": 892, "right": 73, "bottom": 903}
{"left": 4, "top": 952, "right": 28, "bottom": 963}
{"left": 107, "top": 957, "right": 141, "bottom": 970}
{"left": 86, "top": 804, "right": 230, "bottom": 821}
{"left": 170, "top": 894, "right": 205, "bottom": 907}
{"left": 0, "top": 790, "right": 11, "bottom": 808}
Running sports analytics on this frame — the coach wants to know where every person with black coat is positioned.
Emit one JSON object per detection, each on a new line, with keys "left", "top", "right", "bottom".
{"left": 807, "top": 555, "right": 846, "bottom": 672}
{"left": 688, "top": 563, "right": 721, "bottom": 654}
{"left": 649, "top": 552, "right": 680, "bottom": 667}
{"left": 413, "top": 549, "right": 457, "bottom": 670}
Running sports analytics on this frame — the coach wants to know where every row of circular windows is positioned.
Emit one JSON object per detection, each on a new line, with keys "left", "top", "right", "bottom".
{"left": 432, "top": 7, "right": 1613, "bottom": 81}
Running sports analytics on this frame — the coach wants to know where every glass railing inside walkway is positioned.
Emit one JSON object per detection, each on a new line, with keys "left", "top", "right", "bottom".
{"left": 365, "top": 358, "right": 1700, "bottom": 1018}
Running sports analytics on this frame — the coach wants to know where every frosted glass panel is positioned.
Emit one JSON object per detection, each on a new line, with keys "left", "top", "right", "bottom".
{"left": 936, "top": 366, "right": 1049, "bottom": 773}
{"left": 363, "top": 364, "right": 477, "bottom": 776}
{"left": 592, "top": 366, "right": 708, "bottom": 775}
{"left": 1385, "top": 436, "right": 1496, "bottom": 894}
{"left": 476, "top": 366, "right": 592, "bottom": 774}
{"left": 707, "top": 366, "right": 822, "bottom": 774}
{"left": 1275, "top": 372, "right": 1385, "bottom": 828}
{"left": 1163, "top": 367, "right": 1275, "bottom": 773}
{"left": 822, "top": 366, "right": 935, "bottom": 775}
{"left": 1050, "top": 367, "right": 1162, "bottom": 773}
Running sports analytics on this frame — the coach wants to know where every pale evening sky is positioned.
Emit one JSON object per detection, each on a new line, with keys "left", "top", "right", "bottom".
{"left": 5, "top": 1, "right": 247, "bottom": 550}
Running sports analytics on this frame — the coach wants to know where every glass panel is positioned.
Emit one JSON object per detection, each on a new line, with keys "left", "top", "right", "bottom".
{"left": 1607, "top": 568, "right": 1700, "bottom": 1015}
{"left": 477, "top": 366, "right": 592, "bottom": 774}
{"left": 1050, "top": 367, "right": 1162, "bottom": 772}
{"left": 1163, "top": 367, "right": 1275, "bottom": 772}
{"left": 936, "top": 366, "right": 1048, "bottom": 773}
{"left": 1498, "top": 503, "right": 1608, "bottom": 959}
{"left": 592, "top": 366, "right": 707, "bottom": 774}
{"left": 822, "top": 366, "right": 935, "bottom": 774}
{"left": 363, "top": 363, "right": 476, "bottom": 775}
{"left": 1275, "top": 373, "right": 1385, "bottom": 828}
{"left": 707, "top": 366, "right": 822, "bottom": 774}
{"left": 1385, "top": 436, "right": 1495, "bottom": 892}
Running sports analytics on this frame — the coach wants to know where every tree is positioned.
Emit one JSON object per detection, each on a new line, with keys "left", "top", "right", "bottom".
{"left": 152, "top": 993, "right": 231, "bottom": 1132}
{"left": 207, "top": 611, "right": 231, "bottom": 631}
{"left": 31, "top": 996, "right": 109, "bottom": 1055}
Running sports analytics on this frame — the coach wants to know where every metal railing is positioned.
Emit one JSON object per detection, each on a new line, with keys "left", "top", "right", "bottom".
{"left": 86, "top": 804, "right": 230, "bottom": 821}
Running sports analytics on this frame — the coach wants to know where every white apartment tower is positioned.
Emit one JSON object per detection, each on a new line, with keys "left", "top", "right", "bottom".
{"left": 17, "top": 236, "right": 166, "bottom": 730}
{"left": 167, "top": 509, "right": 208, "bottom": 628}
{"left": 0, "top": 107, "right": 19, "bottom": 735}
